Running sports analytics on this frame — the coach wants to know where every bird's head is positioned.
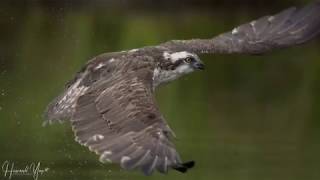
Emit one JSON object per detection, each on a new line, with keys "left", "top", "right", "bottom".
{"left": 162, "top": 51, "right": 204, "bottom": 72}
{"left": 153, "top": 51, "right": 204, "bottom": 87}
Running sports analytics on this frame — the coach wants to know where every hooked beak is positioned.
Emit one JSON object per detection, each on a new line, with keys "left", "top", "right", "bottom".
{"left": 193, "top": 62, "right": 205, "bottom": 70}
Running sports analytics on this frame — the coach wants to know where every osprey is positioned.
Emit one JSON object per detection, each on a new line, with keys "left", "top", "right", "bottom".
{"left": 44, "top": 2, "right": 320, "bottom": 175}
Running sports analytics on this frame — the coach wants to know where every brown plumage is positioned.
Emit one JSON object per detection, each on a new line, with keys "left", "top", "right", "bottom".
{"left": 44, "top": 1, "right": 320, "bottom": 175}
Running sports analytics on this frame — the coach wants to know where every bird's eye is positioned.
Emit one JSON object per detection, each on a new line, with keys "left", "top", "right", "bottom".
{"left": 185, "top": 57, "right": 194, "bottom": 63}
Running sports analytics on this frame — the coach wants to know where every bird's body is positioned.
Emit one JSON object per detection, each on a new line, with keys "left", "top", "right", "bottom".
{"left": 45, "top": 47, "right": 201, "bottom": 125}
{"left": 44, "top": 1, "right": 320, "bottom": 175}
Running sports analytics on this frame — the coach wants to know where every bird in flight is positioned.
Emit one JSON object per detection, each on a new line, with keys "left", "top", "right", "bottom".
{"left": 44, "top": 2, "right": 320, "bottom": 175}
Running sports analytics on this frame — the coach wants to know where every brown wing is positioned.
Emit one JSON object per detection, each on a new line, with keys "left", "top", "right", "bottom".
{"left": 161, "top": 1, "right": 320, "bottom": 55}
{"left": 71, "top": 70, "right": 193, "bottom": 175}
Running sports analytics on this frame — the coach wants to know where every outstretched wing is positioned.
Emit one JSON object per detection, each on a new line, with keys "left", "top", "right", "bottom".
{"left": 71, "top": 70, "right": 193, "bottom": 175}
{"left": 161, "top": 1, "right": 320, "bottom": 54}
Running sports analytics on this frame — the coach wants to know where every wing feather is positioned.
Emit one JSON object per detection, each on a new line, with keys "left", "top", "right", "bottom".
{"left": 70, "top": 71, "right": 191, "bottom": 175}
{"left": 161, "top": 1, "right": 320, "bottom": 54}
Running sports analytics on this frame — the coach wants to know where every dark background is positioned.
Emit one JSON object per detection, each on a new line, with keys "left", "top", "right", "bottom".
{"left": 0, "top": 0, "right": 320, "bottom": 180}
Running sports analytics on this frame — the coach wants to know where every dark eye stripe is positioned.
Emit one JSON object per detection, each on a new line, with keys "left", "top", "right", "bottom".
{"left": 174, "top": 59, "right": 184, "bottom": 66}
{"left": 160, "top": 59, "right": 188, "bottom": 70}
{"left": 171, "top": 59, "right": 184, "bottom": 69}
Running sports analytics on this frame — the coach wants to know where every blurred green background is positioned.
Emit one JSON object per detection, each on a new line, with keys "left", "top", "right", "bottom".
{"left": 1, "top": 0, "right": 320, "bottom": 180}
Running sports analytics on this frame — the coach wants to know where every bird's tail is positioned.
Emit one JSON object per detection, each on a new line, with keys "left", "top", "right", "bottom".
{"left": 42, "top": 90, "right": 74, "bottom": 126}
{"left": 43, "top": 77, "right": 89, "bottom": 126}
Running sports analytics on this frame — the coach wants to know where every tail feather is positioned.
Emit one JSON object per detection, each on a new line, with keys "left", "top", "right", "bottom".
{"left": 42, "top": 94, "right": 73, "bottom": 126}
{"left": 43, "top": 78, "right": 89, "bottom": 126}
